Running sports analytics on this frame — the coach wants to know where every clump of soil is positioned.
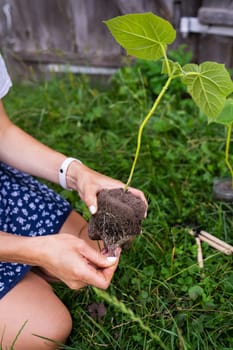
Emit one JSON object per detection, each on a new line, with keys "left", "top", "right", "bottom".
{"left": 88, "top": 188, "right": 146, "bottom": 256}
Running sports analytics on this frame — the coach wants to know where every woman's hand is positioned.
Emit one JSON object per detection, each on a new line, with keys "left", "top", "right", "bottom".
{"left": 66, "top": 162, "right": 148, "bottom": 215}
{"left": 34, "top": 233, "right": 120, "bottom": 290}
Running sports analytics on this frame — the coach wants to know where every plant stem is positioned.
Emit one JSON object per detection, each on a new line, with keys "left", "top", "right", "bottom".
{"left": 162, "top": 46, "right": 171, "bottom": 76}
{"left": 225, "top": 123, "right": 233, "bottom": 188}
{"left": 93, "top": 287, "right": 169, "bottom": 350}
{"left": 124, "top": 76, "right": 172, "bottom": 190}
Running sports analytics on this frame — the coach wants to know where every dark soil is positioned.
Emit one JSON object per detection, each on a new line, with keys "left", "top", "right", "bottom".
{"left": 88, "top": 188, "right": 147, "bottom": 256}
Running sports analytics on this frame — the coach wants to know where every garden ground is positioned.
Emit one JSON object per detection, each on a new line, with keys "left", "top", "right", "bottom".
{"left": 4, "top": 52, "right": 233, "bottom": 349}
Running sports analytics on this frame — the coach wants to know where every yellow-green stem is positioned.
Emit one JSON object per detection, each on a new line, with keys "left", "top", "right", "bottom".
{"left": 124, "top": 76, "right": 172, "bottom": 190}
{"left": 162, "top": 45, "right": 171, "bottom": 76}
{"left": 225, "top": 123, "right": 233, "bottom": 188}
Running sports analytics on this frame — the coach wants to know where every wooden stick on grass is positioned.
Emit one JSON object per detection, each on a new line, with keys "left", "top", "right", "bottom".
{"left": 195, "top": 236, "right": 204, "bottom": 268}
{"left": 189, "top": 229, "right": 233, "bottom": 256}
{"left": 199, "top": 230, "right": 233, "bottom": 254}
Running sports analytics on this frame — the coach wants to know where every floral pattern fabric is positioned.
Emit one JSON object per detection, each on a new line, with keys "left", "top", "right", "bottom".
{"left": 0, "top": 163, "right": 72, "bottom": 299}
{"left": 0, "top": 55, "right": 72, "bottom": 299}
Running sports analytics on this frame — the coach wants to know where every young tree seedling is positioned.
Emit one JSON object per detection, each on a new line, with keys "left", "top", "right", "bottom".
{"left": 88, "top": 13, "right": 233, "bottom": 254}
{"left": 104, "top": 13, "right": 233, "bottom": 189}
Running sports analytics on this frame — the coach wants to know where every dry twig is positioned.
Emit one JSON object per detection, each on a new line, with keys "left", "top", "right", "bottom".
{"left": 189, "top": 229, "right": 233, "bottom": 256}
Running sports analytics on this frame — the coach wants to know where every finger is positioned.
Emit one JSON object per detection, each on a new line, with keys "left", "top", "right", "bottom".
{"left": 87, "top": 269, "right": 112, "bottom": 289}
{"left": 128, "top": 187, "right": 148, "bottom": 205}
{"left": 128, "top": 187, "right": 148, "bottom": 217}
{"left": 74, "top": 261, "right": 116, "bottom": 289}
{"left": 81, "top": 187, "right": 98, "bottom": 214}
{"left": 89, "top": 251, "right": 120, "bottom": 289}
{"left": 101, "top": 248, "right": 121, "bottom": 282}
{"left": 79, "top": 241, "right": 119, "bottom": 268}
{"left": 88, "top": 204, "right": 97, "bottom": 215}
{"left": 102, "top": 264, "right": 118, "bottom": 284}
{"left": 67, "top": 280, "right": 87, "bottom": 290}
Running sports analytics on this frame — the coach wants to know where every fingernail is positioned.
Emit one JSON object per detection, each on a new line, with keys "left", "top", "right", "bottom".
{"left": 116, "top": 247, "right": 121, "bottom": 257}
{"left": 107, "top": 256, "right": 117, "bottom": 262}
{"left": 89, "top": 205, "right": 96, "bottom": 215}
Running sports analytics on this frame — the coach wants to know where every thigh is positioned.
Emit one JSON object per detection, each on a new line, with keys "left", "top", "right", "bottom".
{"left": 0, "top": 272, "right": 72, "bottom": 350}
{"left": 0, "top": 210, "right": 100, "bottom": 349}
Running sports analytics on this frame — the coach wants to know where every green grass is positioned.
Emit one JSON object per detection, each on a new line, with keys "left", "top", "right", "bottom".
{"left": 3, "top": 57, "right": 233, "bottom": 350}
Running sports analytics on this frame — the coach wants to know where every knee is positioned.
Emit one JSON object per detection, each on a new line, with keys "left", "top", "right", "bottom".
{"left": 0, "top": 272, "right": 73, "bottom": 350}
{"left": 45, "top": 304, "right": 73, "bottom": 348}
{"left": 37, "top": 304, "right": 73, "bottom": 350}
{"left": 2, "top": 304, "right": 72, "bottom": 350}
{"left": 56, "top": 306, "right": 73, "bottom": 345}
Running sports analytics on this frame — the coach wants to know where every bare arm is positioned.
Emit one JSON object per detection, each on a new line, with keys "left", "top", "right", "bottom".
{"left": 0, "top": 99, "right": 147, "bottom": 290}
{"left": 0, "top": 231, "right": 120, "bottom": 289}
{"left": 0, "top": 101, "right": 66, "bottom": 183}
{"left": 0, "top": 100, "right": 147, "bottom": 212}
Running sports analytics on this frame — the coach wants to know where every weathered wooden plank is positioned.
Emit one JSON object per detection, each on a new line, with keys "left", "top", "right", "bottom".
{"left": 1, "top": 0, "right": 233, "bottom": 79}
{"left": 117, "top": 0, "right": 173, "bottom": 20}
{"left": 199, "top": 0, "right": 233, "bottom": 26}
{"left": 180, "top": 0, "right": 202, "bottom": 17}
{"left": 69, "top": 0, "right": 122, "bottom": 66}
{"left": 8, "top": 0, "right": 74, "bottom": 52}
{"left": 0, "top": 0, "right": 175, "bottom": 79}
{"left": 174, "top": 0, "right": 202, "bottom": 63}
{"left": 198, "top": 33, "right": 233, "bottom": 69}
{"left": 198, "top": 8, "right": 233, "bottom": 26}
{"left": 197, "top": 0, "right": 233, "bottom": 66}
{"left": 202, "top": 0, "right": 233, "bottom": 9}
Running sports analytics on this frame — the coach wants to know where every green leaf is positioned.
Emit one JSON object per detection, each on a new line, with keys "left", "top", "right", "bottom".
{"left": 104, "top": 13, "right": 176, "bottom": 61}
{"left": 214, "top": 98, "right": 233, "bottom": 126}
{"left": 188, "top": 285, "right": 204, "bottom": 301}
{"left": 182, "top": 62, "right": 233, "bottom": 120}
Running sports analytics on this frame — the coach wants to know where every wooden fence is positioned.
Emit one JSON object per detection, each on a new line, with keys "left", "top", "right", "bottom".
{"left": 0, "top": 0, "right": 232, "bottom": 80}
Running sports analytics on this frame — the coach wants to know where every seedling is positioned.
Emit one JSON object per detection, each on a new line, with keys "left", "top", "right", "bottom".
{"left": 104, "top": 13, "right": 233, "bottom": 189}
{"left": 88, "top": 13, "right": 233, "bottom": 253}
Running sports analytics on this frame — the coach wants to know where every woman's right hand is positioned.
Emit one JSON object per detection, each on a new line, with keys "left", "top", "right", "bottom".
{"left": 34, "top": 233, "right": 120, "bottom": 290}
{"left": 66, "top": 161, "right": 148, "bottom": 215}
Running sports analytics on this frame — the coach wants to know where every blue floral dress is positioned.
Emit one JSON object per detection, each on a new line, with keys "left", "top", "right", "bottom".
{"left": 0, "top": 55, "right": 72, "bottom": 298}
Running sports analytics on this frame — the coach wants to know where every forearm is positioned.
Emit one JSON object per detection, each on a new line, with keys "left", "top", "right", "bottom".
{"left": 0, "top": 101, "right": 68, "bottom": 184}
{"left": 0, "top": 102, "right": 98, "bottom": 202}
{"left": 0, "top": 122, "right": 66, "bottom": 183}
{"left": 0, "top": 102, "right": 147, "bottom": 212}
{"left": 0, "top": 231, "right": 45, "bottom": 266}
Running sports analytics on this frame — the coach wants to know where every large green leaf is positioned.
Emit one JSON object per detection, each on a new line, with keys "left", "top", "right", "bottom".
{"left": 103, "top": 13, "right": 176, "bottom": 61}
{"left": 182, "top": 62, "right": 233, "bottom": 120}
{"left": 214, "top": 98, "right": 233, "bottom": 126}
